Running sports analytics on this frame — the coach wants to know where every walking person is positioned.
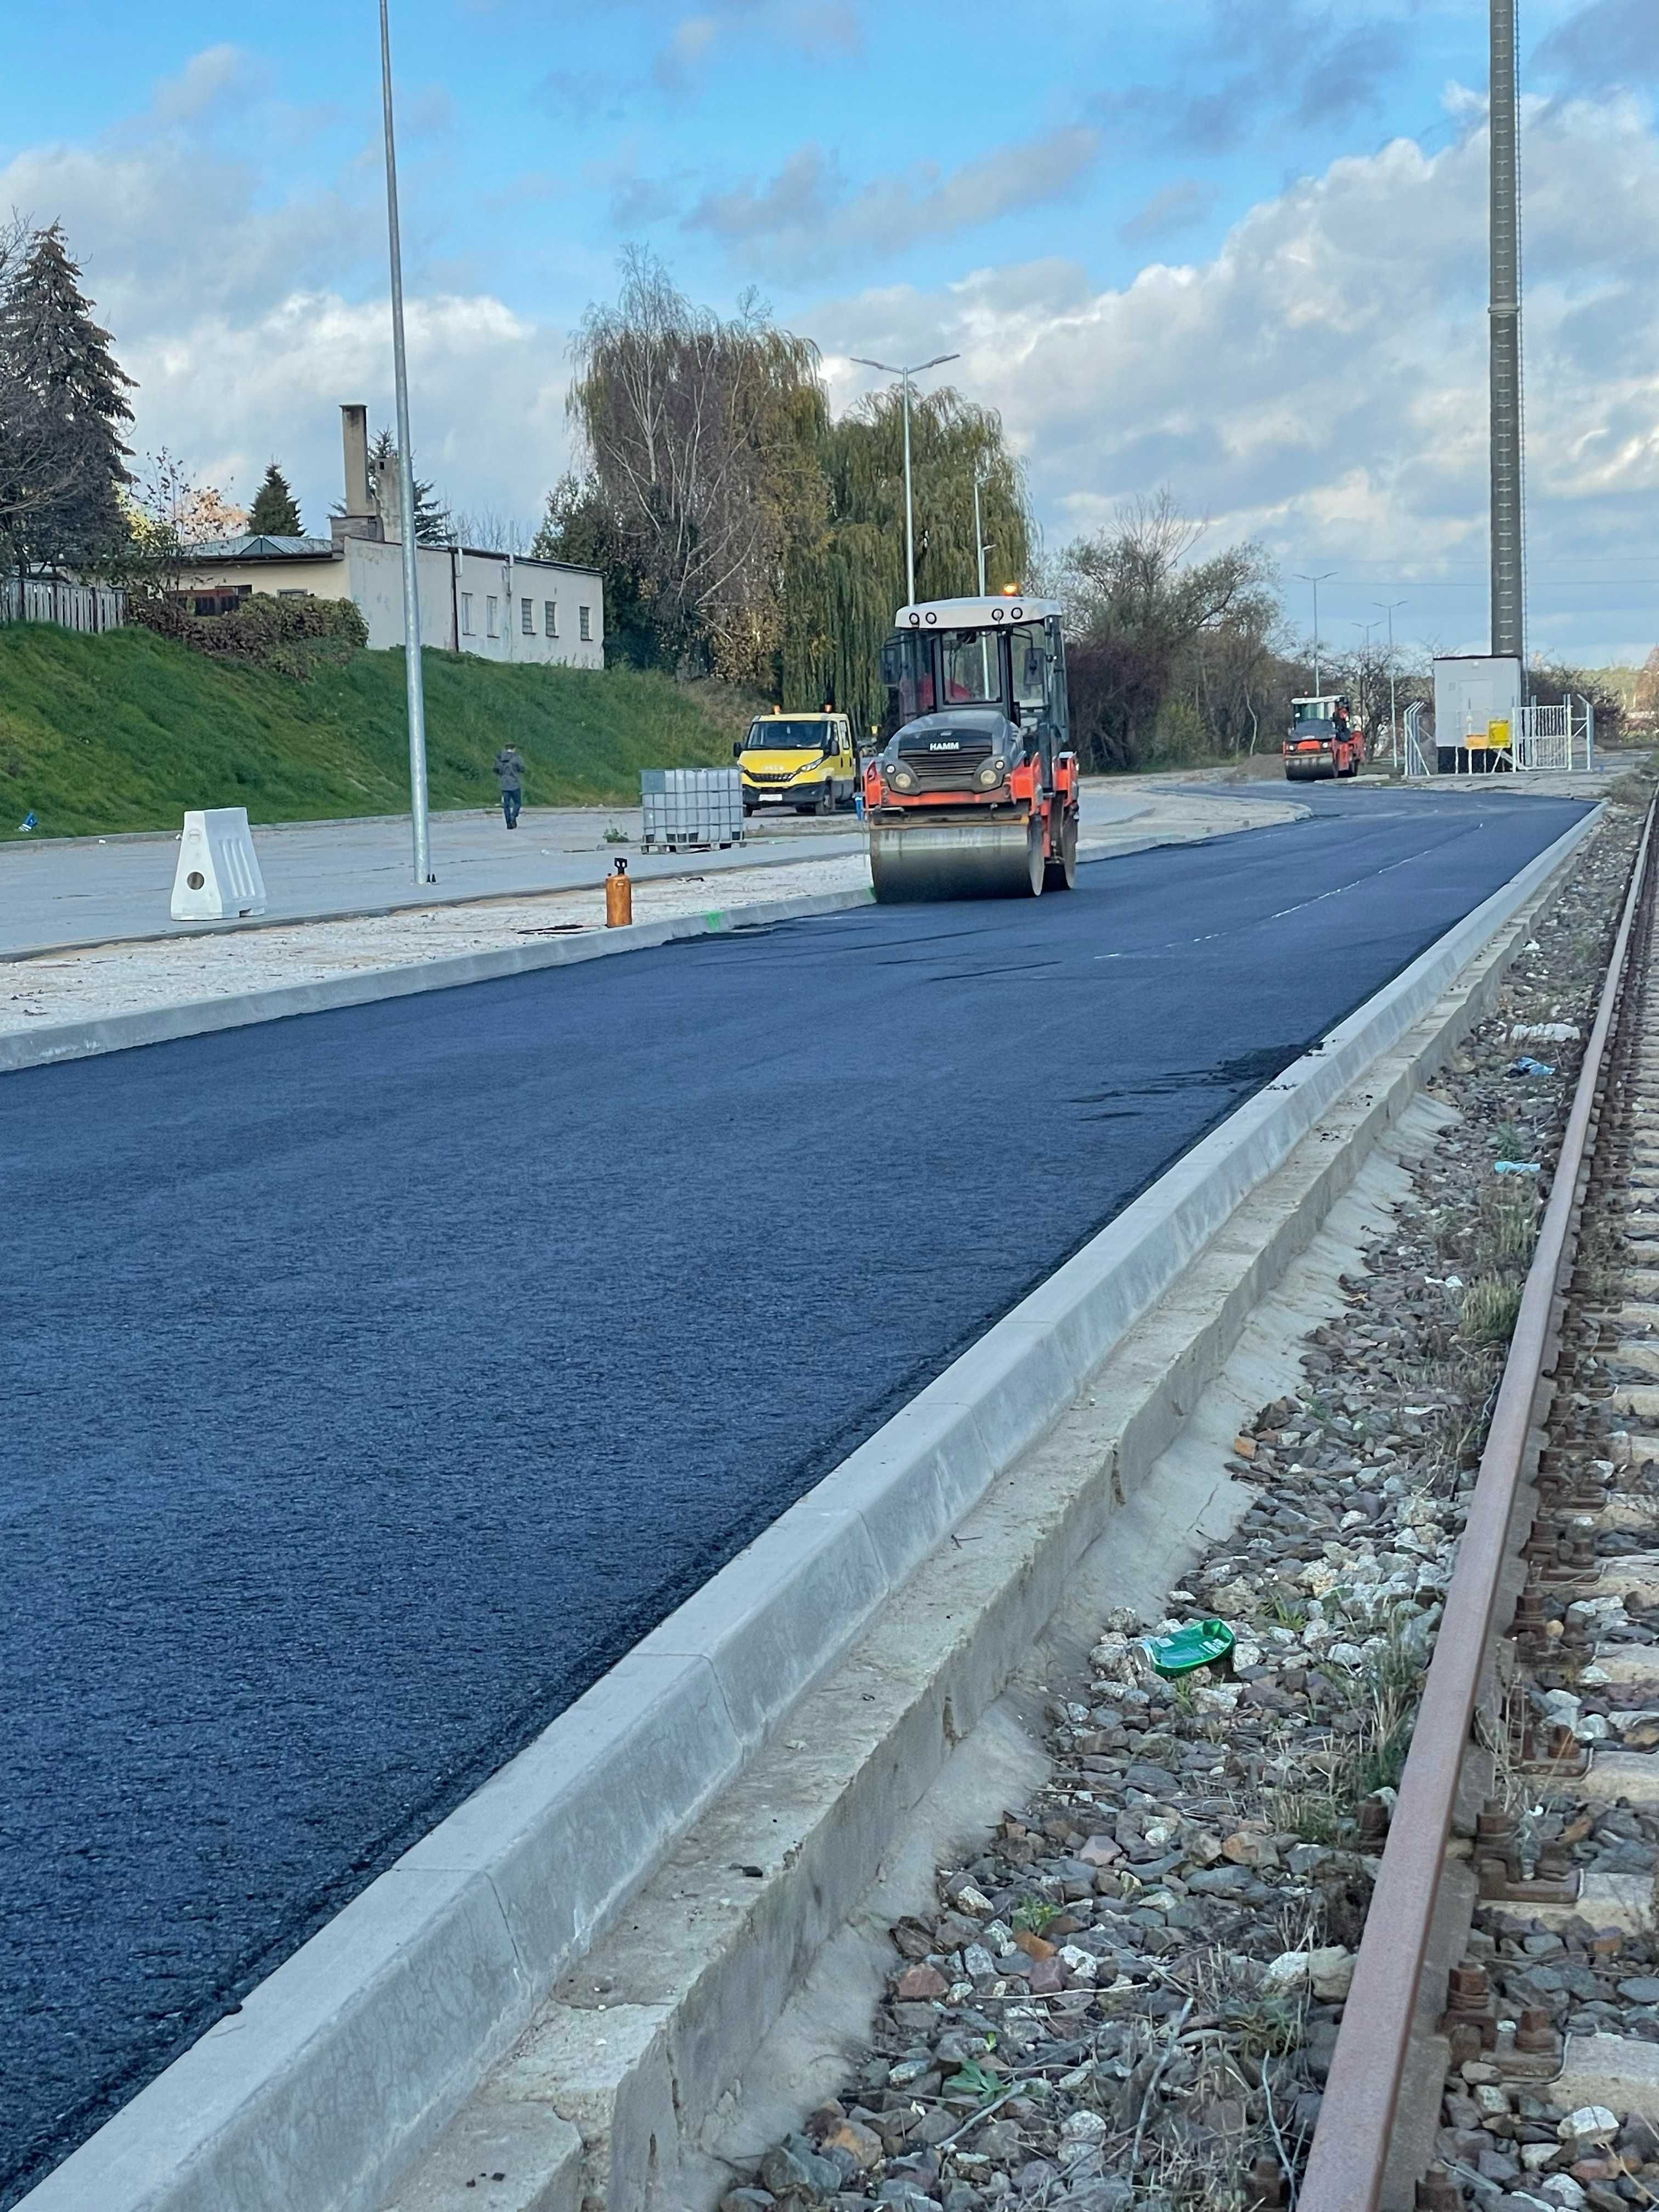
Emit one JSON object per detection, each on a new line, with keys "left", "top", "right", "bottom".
{"left": 493, "top": 743, "right": 525, "bottom": 830}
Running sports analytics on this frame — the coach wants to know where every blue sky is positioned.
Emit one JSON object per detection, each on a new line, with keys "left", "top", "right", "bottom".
{"left": 2, "top": 0, "right": 1655, "bottom": 666}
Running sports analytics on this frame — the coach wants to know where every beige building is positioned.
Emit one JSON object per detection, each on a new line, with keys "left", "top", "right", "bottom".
{"left": 179, "top": 405, "right": 604, "bottom": 670}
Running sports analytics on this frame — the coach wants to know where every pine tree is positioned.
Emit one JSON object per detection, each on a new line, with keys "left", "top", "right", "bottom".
{"left": 366, "top": 427, "right": 450, "bottom": 546}
{"left": 248, "top": 462, "right": 302, "bottom": 537}
{"left": 0, "top": 223, "right": 135, "bottom": 572}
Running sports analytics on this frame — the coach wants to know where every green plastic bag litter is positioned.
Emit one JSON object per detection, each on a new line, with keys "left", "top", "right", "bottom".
{"left": 1143, "top": 1618, "right": 1235, "bottom": 1679}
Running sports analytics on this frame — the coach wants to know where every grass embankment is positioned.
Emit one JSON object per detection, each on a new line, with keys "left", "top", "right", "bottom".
{"left": 0, "top": 624, "right": 733, "bottom": 840}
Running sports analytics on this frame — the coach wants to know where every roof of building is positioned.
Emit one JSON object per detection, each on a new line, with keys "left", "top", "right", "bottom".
{"left": 186, "top": 534, "right": 338, "bottom": 560}
{"left": 183, "top": 534, "right": 599, "bottom": 582}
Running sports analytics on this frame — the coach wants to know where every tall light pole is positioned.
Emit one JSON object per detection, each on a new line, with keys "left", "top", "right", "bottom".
{"left": 1490, "top": 0, "right": 1525, "bottom": 667}
{"left": 972, "top": 464, "right": 995, "bottom": 596}
{"left": 850, "top": 352, "right": 960, "bottom": 605}
{"left": 1375, "top": 599, "right": 1407, "bottom": 767}
{"left": 1296, "top": 571, "right": 1336, "bottom": 693}
{"left": 1351, "top": 620, "right": 1375, "bottom": 736}
{"left": 379, "top": 0, "right": 434, "bottom": 885}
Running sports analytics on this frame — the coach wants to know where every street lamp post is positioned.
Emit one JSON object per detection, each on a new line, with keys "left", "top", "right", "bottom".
{"left": 1375, "top": 600, "right": 1407, "bottom": 769}
{"left": 1352, "top": 620, "right": 1376, "bottom": 738}
{"left": 1296, "top": 571, "right": 1336, "bottom": 695}
{"left": 972, "top": 462, "right": 995, "bottom": 596}
{"left": 850, "top": 352, "right": 960, "bottom": 605}
{"left": 379, "top": 0, "right": 434, "bottom": 886}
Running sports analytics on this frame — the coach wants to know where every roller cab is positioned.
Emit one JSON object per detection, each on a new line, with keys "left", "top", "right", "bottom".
{"left": 865, "top": 596, "right": 1080, "bottom": 902}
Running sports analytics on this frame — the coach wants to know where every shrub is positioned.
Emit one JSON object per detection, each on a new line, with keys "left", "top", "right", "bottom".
{"left": 131, "top": 590, "right": 368, "bottom": 679}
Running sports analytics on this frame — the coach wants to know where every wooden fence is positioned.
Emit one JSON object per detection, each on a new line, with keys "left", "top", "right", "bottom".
{"left": 0, "top": 574, "right": 126, "bottom": 633}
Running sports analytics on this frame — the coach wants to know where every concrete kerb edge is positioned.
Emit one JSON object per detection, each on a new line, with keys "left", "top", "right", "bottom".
{"left": 0, "top": 835, "right": 874, "bottom": 966}
{"left": 17, "top": 805, "right": 1600, "bottom": 2212}
{"left": 0, "top": 885, "right": 880, "bottom": 1074}
{"left": 0, "top": 803, "right": 1311, "bottom": 1063}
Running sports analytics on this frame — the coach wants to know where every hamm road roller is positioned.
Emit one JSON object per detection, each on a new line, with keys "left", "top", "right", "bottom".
{"left": 864, "top": 595, "right": 1080, "bottom": 901}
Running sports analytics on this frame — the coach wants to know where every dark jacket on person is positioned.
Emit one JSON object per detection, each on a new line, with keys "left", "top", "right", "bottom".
{"left": 493, "top": 747, "right": 524, "bottom": 792}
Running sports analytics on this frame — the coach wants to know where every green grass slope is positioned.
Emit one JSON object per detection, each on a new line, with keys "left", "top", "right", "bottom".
{"left": 0, "top": 624, "right": 732, "bottom": 840}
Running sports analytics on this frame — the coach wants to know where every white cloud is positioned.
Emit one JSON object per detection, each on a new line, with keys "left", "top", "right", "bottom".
{"left": 686, "top": 127, "right": 1101, "bottom": 277}
{"left": 653, "top": 0, "right": 861, "bottom": 87}
{"left": 127, "top": 291, "right": 570, "bottom": 534}
{"left": 5, "top": 45, "right": 1654, "bottom": 665}
{"left": 1118, "top": 179, "right": 1218, "bottom": 246}
{"left": 0, "top": 139, "right": 571, "bottom": 537}
{"left": 654, "top": 13, "right": 721, "bottom": 89}
{"left": 149, "top": 44, "right": 259, "bottom": 127}
{"left": 816, "top": 94, "right": 1659, "bottom": 663}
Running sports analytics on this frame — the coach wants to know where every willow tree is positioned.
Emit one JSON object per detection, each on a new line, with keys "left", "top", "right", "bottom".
{"left": 781, "top": 386, "right": 1032, "bottom": 737}
{"left": 1058, "top": 493, "right": 1273, "bottom": 770}
{"left": 567, "top": 248, "right": 825, "bottom": 682}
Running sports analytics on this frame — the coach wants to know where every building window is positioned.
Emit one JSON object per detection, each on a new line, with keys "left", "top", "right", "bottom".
{"left": 487, "top": 595, "right": 499, "bottom": 638}
{"left": 278, "top": 588, "right": 308, "bottom": 599}
{"left": 545, "top": 599, "right": 558, "bottom": 637}
{"left": 579, "top": 604, "right": 591, "bottom": 641}
{"left": 460, "top": 592, "right": 474, "bottom": 636}
{"left": 521, "top": 596, "right": 534, "bottom": 635}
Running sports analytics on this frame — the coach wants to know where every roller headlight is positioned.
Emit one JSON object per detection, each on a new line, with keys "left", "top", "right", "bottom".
{"left": 889, "top": 763, "right": 917, "bottom": 792}
{"left": 976, "top": 758, "right": 1007, "bottom": 789}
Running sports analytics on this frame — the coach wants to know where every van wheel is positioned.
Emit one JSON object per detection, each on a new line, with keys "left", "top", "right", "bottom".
{"left": 819, "top": 781, "right": 836, "bottom": 816}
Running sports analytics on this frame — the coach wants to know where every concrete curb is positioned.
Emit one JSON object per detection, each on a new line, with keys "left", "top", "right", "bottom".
{"left": 0, "top": 885, "right": 878, "bottom": 1074}
{"left": 0, "top": 835, "right": 873, "bottom": 965}
{"left": 0, "top": 808, "right": 1308, "bottom": 1073}
{"left": 19, "top": 806, "right": 1598, "bottom": 2212}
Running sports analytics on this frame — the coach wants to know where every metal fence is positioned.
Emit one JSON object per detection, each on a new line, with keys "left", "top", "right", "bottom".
{"left": 1413, "top": 695, "right": 1598, "bottom": 776}
{"left": 1514, "top": 695, "right": 1596, "bottom": 771}
{"left": 0, "top": 574, "right": 127, "bottom": 634}
{"left": 1402, "top": 701, "right": 1431, "bottom": 776}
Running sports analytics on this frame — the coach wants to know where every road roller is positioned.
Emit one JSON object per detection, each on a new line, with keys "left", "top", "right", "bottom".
{"left": 1283, "top": 693, "right": 1365, "bottom": 780}
{"left": 864, "top": 594, "right": 1080, "bottom": 901}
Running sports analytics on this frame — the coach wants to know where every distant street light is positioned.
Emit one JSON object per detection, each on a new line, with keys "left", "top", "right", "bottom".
{"left": 379, "top": 0, "right": 433, "bottom": 886}
{"left": 1352, "top": 622, "right": 1376, "bottom": 743}
{"left": 1375, "top": 600, "right": 1408, "bottom": 767}
{"left": 972, "top": 462, "right": 995, "bottom": 596}
{"left": 850, "top": 352, "right": 961, "bottom": 605}
{"left": 1296, "top": 571, "right": 1336, "bottom": 694}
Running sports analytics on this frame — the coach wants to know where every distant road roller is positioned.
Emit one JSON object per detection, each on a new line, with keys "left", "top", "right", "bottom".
{"left": 864, "top": 595, "right": 1080, "bottom": 901}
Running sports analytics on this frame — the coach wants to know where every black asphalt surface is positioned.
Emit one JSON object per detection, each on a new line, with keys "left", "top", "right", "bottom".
{"left": 0, "top": 787, "right": 1589, "bottom": 2199}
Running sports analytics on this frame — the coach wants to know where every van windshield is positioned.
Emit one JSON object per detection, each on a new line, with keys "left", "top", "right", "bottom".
{"left": 744, "top": 720, "right": 833, "bottom": 751}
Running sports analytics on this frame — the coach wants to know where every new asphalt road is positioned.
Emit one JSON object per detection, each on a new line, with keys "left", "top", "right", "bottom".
{"left": 0, "top": 788, "right": 1589, "bottom": 2200}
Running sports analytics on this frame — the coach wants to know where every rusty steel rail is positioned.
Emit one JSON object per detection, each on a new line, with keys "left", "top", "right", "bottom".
{"left": 1299, "top": 797, "right": 1656, "bottom": 2212}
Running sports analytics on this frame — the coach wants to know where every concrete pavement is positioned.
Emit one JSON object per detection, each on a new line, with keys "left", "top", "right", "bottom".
{"left": 0, "top": 785, "right": 1307, "bottom": 1047}
{"left": 0, "top": 782, "right": 1221, "bottom": 957}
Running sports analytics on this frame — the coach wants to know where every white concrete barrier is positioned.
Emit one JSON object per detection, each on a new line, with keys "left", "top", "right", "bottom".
{"left": 170, "top": 810, "right": 267, "bottom": 922}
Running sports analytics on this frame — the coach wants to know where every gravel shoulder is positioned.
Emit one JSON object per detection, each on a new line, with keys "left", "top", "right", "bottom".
{"left": 715, "top": 793, "right": 1650, "bottom": 2212}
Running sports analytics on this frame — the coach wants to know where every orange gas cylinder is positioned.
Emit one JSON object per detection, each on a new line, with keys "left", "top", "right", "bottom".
{"left": 605, "top": 857, "right": 633, "bottom": 928}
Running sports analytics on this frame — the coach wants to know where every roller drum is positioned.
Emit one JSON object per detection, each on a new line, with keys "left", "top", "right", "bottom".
{"left": 869, "top": 815, "right": 1044, "bottom": 902}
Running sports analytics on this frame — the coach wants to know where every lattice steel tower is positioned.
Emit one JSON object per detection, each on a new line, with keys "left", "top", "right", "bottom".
{"left": 1489, "top": 0, "right": 1526, "bottom": 665}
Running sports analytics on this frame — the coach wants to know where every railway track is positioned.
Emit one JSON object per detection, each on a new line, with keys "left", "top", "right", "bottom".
{"left": 706, "top": 795, "right": 1653, "bottom": 2212}
{"left": 1305, "top": 795, "right": 1659, "bottom": 2211}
